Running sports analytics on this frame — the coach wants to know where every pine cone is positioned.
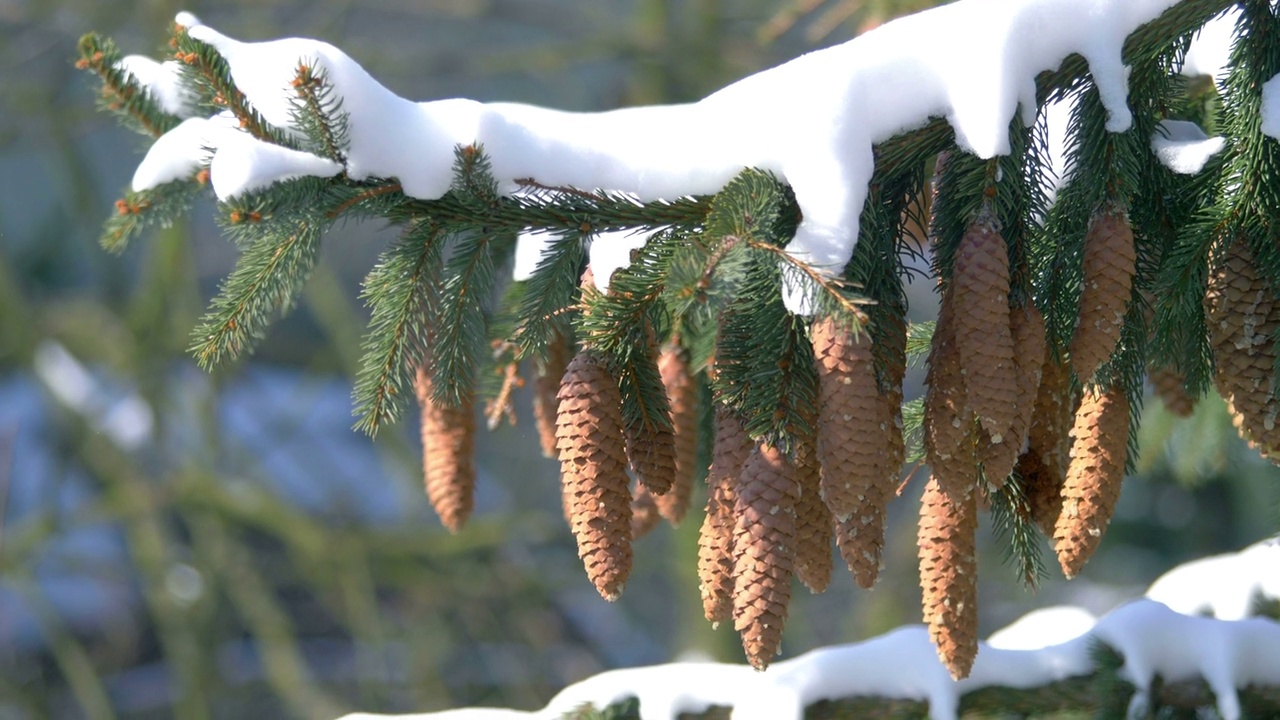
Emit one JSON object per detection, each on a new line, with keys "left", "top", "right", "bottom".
{"left": 917, "top": 472, "right": 979, "bottom": 680}
{"left": 698, "top": 407, "right": 751, "bottom": 624}
{"left": 1028, "top": 353, "right": 1075, "bottom": 486}
{"left": 556, "top": 351, "right": 633, "bottom": 600}
{"left": 415, "top": 365, "right": 476, "bottom": 533}
{"left": 981, "top": 301, "right": 1048, "bottom": 485}
{"left": 880, "top": 307, "right": 908, "bottom": 483}
{"left": 951, "top": 213, "right": 1017, "bottom": 447}
{"left": 1070, "top": 210, "right": 1136, "bottom": 383}
{"left": 656, "top": 344, "right": 698, "bottom": 524}
{"left": 623, "top": 332, "right": 678, "bottom": 497}
{"left": 1205, "top": 240, "right": 1280, "bottom": 456}
{"left": 1149, "top": 365, "right": 1197, "bottom": 418}
{"left": 731, "top": 441, "right": 800, "bottom": 670}
{"left": 1017, "top": 449, "right": 1062, "bottom": 537}
{"left": 1053, "top": 386, "right": 1130, "bottom": 578}
{"left": 631, "top": 482, "right": 662, "bottom": 539}
{"left": 793, "top": 413, "right": 834, "bottom": 594}
{"left": 533, "top": 330, "right": 572, "bottom": 458}
{"left": 924, "top": 290, "right": 978, "bottom": 487}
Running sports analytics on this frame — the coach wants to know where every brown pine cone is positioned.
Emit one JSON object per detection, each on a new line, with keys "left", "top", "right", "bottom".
{"left": 951, "top": 212, "right": 1018, "bottom": 447}
{"left": 556, "top": 351, "right": 633, "bottom": 600}
{"left": 1149, "top": 365, "right": 1197, "bottom": 418}
{"left": 731, "top": 441, "right": 800, "bottom": 670}
{"left": 880, "top": 307, "right": 908, "bottom": 482}
{"left": 656, "top": 344, "right": 698, "bottom": 524}
{"left": 1053, "top": 385, "right": 1130, "bottom": 578}
{"left": 698, "top": 407, "right": 751, "bottom": 624}
{"left": 1017, "top": 449, "right": 1063, "bottom": 537}
{"left": 415, "top": 365, "right": 477, "bottom": 534}
{"left": 1070, "top": 210, "right": 1136, "bottom": 383}
{"left": 981, "top": 301, "right": 1048, "bottom": 485}
{"left": 623, "top": 332, "right": 678, "bottom": 497}
{"left": 1205, "top": 240, "right": 1280, "bottom": 457}
{"left": 917, "top": 472, "right": 979, "bottom": 680}
{"left": 533, "top": 330, "right": 572, "bottom": 458}
{"left": 631, "top": 483, "right": 662, "bottom": 539}
{"left": 924, "top": 290, "right": 978, "bottom": 487}
{"left": 793, "top": 414, "right": 834, "bottom": 594}
{"left": 1028, "top": 353, "right": 1076, "bottom": 486}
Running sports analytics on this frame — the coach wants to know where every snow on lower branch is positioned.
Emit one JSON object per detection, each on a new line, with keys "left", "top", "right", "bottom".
{"left": 138, "top": 0, "right": 1192, "bottom": 311}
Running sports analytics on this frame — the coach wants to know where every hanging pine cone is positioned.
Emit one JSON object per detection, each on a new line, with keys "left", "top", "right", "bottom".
{"left": 415, "top": 365, "right": 477, "bottom": 534}
{"left": 533, "top": 330, "right": 572, "bottom": 458}
{"left": 951, "top": 211, "right": 1018, "bottom": 448}
{"left": 793, "top": 412, "right": 833, "bottom": 594}
{"left": 698, "top": 407, "right": 751, "bottom": 624}
{"left": 981, "top": 301, "right": 1048, "bottom": 485}
{"left": 1149, "top": 365, "right": 1197, "bottom": 418}
{"left": 880, "top": 306, "right": 909, "bottom": 484}
{"left": 731, "top": 441, "right": 800, "bottom": 670}
{"left": 1028, "top": 353, "right": 1075, "bottom": 486}
{"left": 1053, "top": 385, "right": 1130, "bottom": 579}
{"left": 631, "top": 483, "right": 662, "bottom": 539}
{"left": 622, "top": 331, "right": 678, "bottom": 497}
{"left": 656, "top": 343, "right": 698, "bottom": 524}
{"left": 556, "top": 350, "right": 633, "bottom": 600}
{"left": 917, "top": 472, "right": 979, "bottom": 680}
{"left": 1205, "top": 240, "right": 1280, "bottom": 457}
{"left": 924, "top": 291, "right": 978, "bottom": 487}
{"left": 1016, "top": 449, "right": 1062, "bottom": 538}
{"left": 1070, "top": 210, "right": 1136, "bottom": 383}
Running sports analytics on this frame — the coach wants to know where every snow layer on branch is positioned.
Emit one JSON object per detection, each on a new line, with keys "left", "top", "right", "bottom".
{"left": 1151, "top": 119, "right": 1225, "bottom": 174}
{"left": 208, "top": 133, "right": 342, "bottom": 200}
{"left": 131, "top": 114, "right": 236, "bottom": 191}
{"left": 1146, "top": 538, "right": 1280, "bottom": 620}
{"left": 116, "top": 55, "right": 197, "bottom": 117}
{"left": 588, "top": 229, "right": 656, "bottom": 294}
{"left": 174, "top": 0, "right": 1184, "bottom": 313}
{"left": 986, "top": 605, "right": 1097, "bottom": 649}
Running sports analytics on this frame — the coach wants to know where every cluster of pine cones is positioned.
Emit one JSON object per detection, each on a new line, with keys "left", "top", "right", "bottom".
{"left": 408, "top": 200, "right": 1275, "bottom": 680}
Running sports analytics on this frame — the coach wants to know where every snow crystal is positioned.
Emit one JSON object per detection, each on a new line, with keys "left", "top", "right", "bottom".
{"left": 986, "top": 605, "right": 1097, "bottom": 650}
{"left": 588, "top": 229, "right": 655, "bottom": 294}
{"left": 169, "top": 0, "right": 1187, "bottom": 314}
{"left": 1261, "top": 73, "right": 1280, "bottom": 141}
{"left": 1150, "top": 119, "right": 1225, "bottom": 175}
{"left": 116, "top": 55, "right": 196, "bottom": 117}
{"left": 209, "top": 132, "right": 342, "bottom": 200}
{"left": 1146, "top": 538, "right": 1280, "bottom": 620}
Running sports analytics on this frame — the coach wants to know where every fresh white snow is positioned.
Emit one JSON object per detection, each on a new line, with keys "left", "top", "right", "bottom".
{"left": 1261, "top": 74, "right": 1280, "bottom": 141}
{"left": 208, "top": 132, "right": 343, "bottom": 200}
{"left": 1150, "top": 119, "right": 1225, "bottom": 175}
{"left": 116, "top": 55, "right": 196, "bottom": 117}
{"left": 1146, "top": 538, "right": 1280, "bottom": 620}
{"left": 137, "top": 0, "right": 1212, "bottom": 311}
{"left": 985, "top": 605, "right": 1098, "bottom": 650}
{"left": 1180, "top": 8, "right": 1237, "bottom": 81}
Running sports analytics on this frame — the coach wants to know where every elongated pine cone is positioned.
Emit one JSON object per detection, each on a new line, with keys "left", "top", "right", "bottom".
{"left": 1149, "top": 365, "right": 1197, "bottom": 418}
{"left": 1070, "top": 210, "right": 1136, "bottom": 383}
{"left": 533, "top": 330, "right": 572, "bottom": 458}
{"left": 1053, "top": 385, "right": 1130, "bottom": 578}
{"left": 631, "top": 483, "right": 662, "bottom": 539}
{"left": 924, "top": 291, "right": 978, "bottom": 487}
{"left": 1028, "top": 353, "right": 1075, "bottom": 485}
{"left": 732, "top": 441, "right": 800, "bottom": 670}
{"left": 623, "top": 334, "right": 678, "bottom": 497}
{"left": 698, "top": 407, "right": 751, "bottom": 623}
{"left": 415, "top": 366, "right": 476, "bottom": 533}
{"left": 881, "top": 308, "right": 908, "bottom": 479}
{"left": 656, "top": 344, "right": 698, "bottom": 524}
{"left": 951, "top": 212, "right": 1017, "bottom": 447}
{"left": 917, "top": 472, "right": 979, "bottom": 680}
{"left": 1016, "top": 449, "right": 1062, "bottom": 537}
{"left": 1205, "top": 240, "right": 1280, "bottom": 457}
{"left": 794, "top": 416, "right": 834, "bottom": 594}
{"left": 556, "top": 351, "right": 633, "bottom": 600}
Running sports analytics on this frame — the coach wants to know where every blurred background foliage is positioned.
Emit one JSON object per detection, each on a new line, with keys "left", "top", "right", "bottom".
{"left": 0, "top": 0, "right": 1276, "bottom": 717}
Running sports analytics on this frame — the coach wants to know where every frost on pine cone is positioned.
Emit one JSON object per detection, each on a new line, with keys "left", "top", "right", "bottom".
{"left": 656, "top": 344, "right": 698, "bottom": 524}
{"left": 950, "top": 212, "right": 1018, "bottom": 452}
{"left": 1205, "top": 240, "right": 1280, "bottom": 457}
{"left": 811, "top": 317, "right": 896, "bottom": 588}
{"left": 1053, "top": 385, "right": 1130, "bottom": 579}
{"left": 415, "top": 365, "right": 477, "bottom": 534}
{"left": 917, "top": 472, "right": 979, "bottom": 680}
{"left": 731, "top": 441, "right": 800, "bottom": 670}
{"left": 1070, "top": 210, "right": 1136, "bottom": 384}
{"left": 698, "top": 407, "right": 752, "bottom": 624}
{"left": 555, "top": 350, "right": 633, "bottom": 601}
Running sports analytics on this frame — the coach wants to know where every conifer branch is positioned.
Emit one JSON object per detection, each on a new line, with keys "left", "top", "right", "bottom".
{"left": 174, "top": 29, "right": 290, "bottom": 146}
{"left": 75, "top": 33, "right": 182, "bottom": 138}
{"left": 100, "top": 181, "right": 204, "bottom": 254}
{"left": 288, "top": 62, "right": 349, "bottom": 163}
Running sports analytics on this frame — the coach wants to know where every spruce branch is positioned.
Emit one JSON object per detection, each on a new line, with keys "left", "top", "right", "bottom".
{"left": 287, "top": 61, "right": 350, "bottom": 163}
{"left": 173, "top": 28, "right": 292, "bottom": 146}
{"left": 987, "top": 474, "right": 1048, "bottom": 589}
{"left": 75, "top": 33, "right": 182, "bottom": 138}
{"left": 429, "top": 230, "right": 501, "bottom": 408}
{"left": 100, "top": 181, "right": 204, "bottom": 254}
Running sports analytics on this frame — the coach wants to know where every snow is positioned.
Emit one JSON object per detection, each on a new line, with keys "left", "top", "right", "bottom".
{"left": 986, "top": 605, "right": 1097, "bottom": 649}
{"left": 131, "top": 115, "right": 231, "bottom": 191}
{"left": 166, "top": 0, "right": 1190, "bottom": 313}
{"left": 1150, "top": 119, "right": 1225, "bottom": 174}
{"left": 1145, "top": 538, "right": 1280, "bottom": 620}
{"left": 116, "top": 55, "right": 195, "bottom": 117}
{"left": 512, "top": 231, "right": 558, "bottom": 283}
{"left": 588, "top": 228, "right": 656, "bottom": 294}
{"left": 1261, "top": 74, "right": 1280, "bottom": 141}
{"left": 208, "top": 132, "right": 342, "bottom": 200}
{"left": 1180, "top": 9, "right": 1237, "bottom": 81}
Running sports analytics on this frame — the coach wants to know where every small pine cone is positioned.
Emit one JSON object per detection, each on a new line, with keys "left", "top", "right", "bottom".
{"left": 1205, "top": 240, "right": 1280, "bottom": 456}
{"left": 698, "top": 407, "right": 751, "bottom": 623}
{"left": 656, "top": 344, "right": 698, "bottom": 524}
{"left": 917, "top": 473, "right": 979, "bottom": 680}
{"left": 812, "top": 318, "right": 895, "bottom": 523}
{"left": 415, "top": 366, "right": 477, "bottom": 533}
{"left": 1149, "top": 366, "right": 1197, "bottom": 418}
{"left": 1053, "top": 386, "right": 1130, "bottom": 578}
{"left": 631, "top": 483, "right": 662, "bottom": 539}
{"left": 533, "top": 330, "right": 572, "bottom": 458}
{"left": 1017, "top": 449, "right": 1062, "bottom": 537}
{"left": 1070, "top": 210, "right": 1136, "bottom": 383}
{"left": 1028, "top": 353, "right": 1075, "bottom": 485}
{"left": 732, "top": 441, "right": 800, "bottom": 670}
{"left": 880, "top": 308, "right": 909, "bottom": 478}
{"left": 981, "top": 302, "right": 1048, "bottom": 485}
{"left": 623, "top": 333, "right": 678, "bottom": 497}
{"left": 951, "top": 213, "right": 1018, "bottom": 446}
{"left": 793, "top": 419, "right": 834, "bottom": 594}
{"left": 924, "top": 292, "right": 978, "bottom": 486}
{"left": 556, "top": 351, "right": 634, "bottom": 600}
